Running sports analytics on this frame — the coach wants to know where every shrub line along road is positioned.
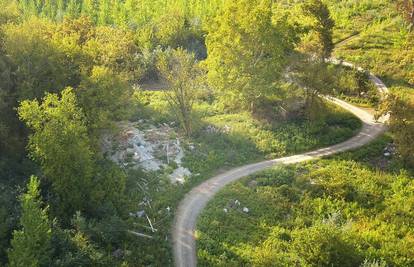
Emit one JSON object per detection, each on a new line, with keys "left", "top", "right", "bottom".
{"left": 172, "top": 61, "right": 389, "bottom": 267}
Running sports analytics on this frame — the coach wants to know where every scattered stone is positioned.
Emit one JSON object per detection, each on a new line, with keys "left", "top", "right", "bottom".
{"left": 205, "top": 125, "right": 219, "bottom": 134}
{"left": 188, "top": 144, "right": 196, "bottom": 151}
{"left": 205, "top": 124, "right": 232, "bottom": 134}
{"left": 170, "top": 166, "right": 192, "bottom": 184}
{"left": 223, "top": 208, "right": 228, "bottom": 213}
{"left": 383, "top": 143, "right": 396, "bottom": 156}
{"left": 102, "top": 121, "right": 191, "bottom": 184}
{"left": 166, "top": 206, "right": 171, "bottom": 213}
{"left": 112, "top": 249, "right": 123, "bottom": 259}
{"left": 136, "top": 210, "right": 146, "bottom": 218}
{"left": 234, "top": 200, "right": 240, "bottom": 206}
{"left": 242, "top": 207, "right": 249, "bottom": 213}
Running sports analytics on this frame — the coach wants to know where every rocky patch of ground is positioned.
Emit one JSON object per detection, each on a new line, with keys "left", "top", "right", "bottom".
{"left": 103, "top": 121, "right": 191, "bottom": 184}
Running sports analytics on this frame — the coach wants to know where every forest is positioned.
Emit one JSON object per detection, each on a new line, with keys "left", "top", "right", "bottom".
{"left": 0, "top": 0, "right": 413, "bottom": 266}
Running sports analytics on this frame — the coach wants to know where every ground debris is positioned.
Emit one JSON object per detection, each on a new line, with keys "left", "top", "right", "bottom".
{"left": 102, "top": 121, "right": 191, "bottom": 183}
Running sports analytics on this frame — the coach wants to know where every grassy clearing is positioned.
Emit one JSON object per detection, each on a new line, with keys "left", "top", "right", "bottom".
{"left": 197, "top": 135, "right": 414, "bottom": 266}
{"left": 134, "top": 90, "right": 361, "bottom": 177}
{"left": 329, "top": 0, "right": 414, "bottom": 91}
{"left": 122, "top": 90, "right": 362, "bottom": 266}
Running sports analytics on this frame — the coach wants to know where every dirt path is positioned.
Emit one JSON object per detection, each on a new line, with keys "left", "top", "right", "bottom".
{"left": 172, "top": 63, "right": 389, "bottom": 267}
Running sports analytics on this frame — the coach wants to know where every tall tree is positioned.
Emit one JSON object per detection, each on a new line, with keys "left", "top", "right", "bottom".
{"left": 66, "top": 0, "right": 82, "bottom": 18}
{"left": 205, "top": 0, "right": 297, "bottom": 111}
{"left": 41, "top": 0, "right": 57, "bottom": 20}
{"left": 157, "top": 48, "right": 203, "bottom": 136}
{"left": 8, "top": 176, "right": 52, "bottom": 267}
{"left": 18, "top": 88, "right": 95, "bottom": 218}
{"left": 82, "top": 0, "right": 99, "bottom": 23}
{"left": 302, "top": 0, "right": 335, "bottom": 61}
{"left": 98, "top": 0, "right": 113, "bottom": 25}
{"left": 77, "top": 66, "right": 133, "bottom": 139}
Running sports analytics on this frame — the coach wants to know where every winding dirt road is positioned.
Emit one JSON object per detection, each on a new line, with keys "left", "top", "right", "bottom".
{"left": 172, "top": 63, "right": 389, "bottom": 267}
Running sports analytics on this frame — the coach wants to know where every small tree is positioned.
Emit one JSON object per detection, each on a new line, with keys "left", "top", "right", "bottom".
{"left": 18, "top": 88, "right": 94, "bottom": 218}
{"left": 8, "top": 176, "right": 52, "bottom": 267}
{"left": 302, "top": 0, "right": 335, "bottom": 61}
{"left": 290, "top": 54, "right": 335, "bottom": 120}
{"left": 397, "top": 0, "right": 414, "bottom": 30}
{"left": 157, "top": 48, "right": 203, "bottom": 136}
{"left": 378, "top": 89, "right": 414, "bottom": 167}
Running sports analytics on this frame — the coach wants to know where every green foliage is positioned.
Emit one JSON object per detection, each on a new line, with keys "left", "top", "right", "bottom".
{"left": 49, "top": 213, "right": 115, "bottom": 266}
{"left": 289, "top": 55, "right": 337, "bottom": 118}
{"left": 8, "top": 176, "right": 52, "bottom": 267}
{"left": 157, "top": 48, "right": 204, "bottom": 136}
{"left": 205, "top": 0, "right": 298, "bottom": 110}
{"left": 15, "top": 0, "right": 223, "bottom": 27}
{"left": 332, "top": 64, "right": 380, "bottom": 107}
{"left": 18, "top": 88, "right": 95, "bottom": 218}
{"left": 379, "top": 88, "right": 414, "bottom": 167}
{"left": 82, "top": 24, "right": 140, "bottom": 80}
{"left": 77, "top": 66, "right": 133, "bottom": 139}
{"left": 301, "top": 0, "right": 335, "bottom": 60}
{"left": 197, "top": 137, "right": 414, "bottom": 266}
{"left": 3, "top": 17, "right": 79, "bottom": 100}
{"left": 2, "top": 0, "right": 413, "bottom": 265}
{"left": 331, "top": 1, "right": 414, "bottom": 89}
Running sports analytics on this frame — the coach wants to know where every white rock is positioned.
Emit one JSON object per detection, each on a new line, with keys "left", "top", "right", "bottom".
{"left": 223, "top": 208, "right": 228, "bottom": 213}
{"left": 242, "top": 207, "right": 249, "bottom": 213}
{"left": 136, "top": 210, "right": 146, "bottom": 218}
{"left": 384, "top": 152, "right": 391, "bottom": 157}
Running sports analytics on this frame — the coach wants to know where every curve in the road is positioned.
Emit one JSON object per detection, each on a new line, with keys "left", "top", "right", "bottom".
{"left": 172, "top": 62, "right": 389, "bottom": 267}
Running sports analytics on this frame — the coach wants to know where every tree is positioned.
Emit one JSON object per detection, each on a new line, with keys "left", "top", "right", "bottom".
{"left": 66, "top": 0, "right": 81, "bottom": 18}
{"left": 302, "top": 0, "right": 335, "bottom": 61}
{"left": 18, "top": 88, "right": 95, "bottom": 218}
{"left": 98, "top": 0, "right": 113, "bottom": 25}
{"left": 81, "top": 0, "right": 99, "bottom": 23}
{"left": 397, "top": 0, "right": 414, "bottom": 30}
{"left": 83, "top": 25, "right": 139, "bottom": 80}
{"left": 3, "top": 18, "right": 79, "bottom": 100}
{"left": 8, "top": 176, "right": 52, "bottom": 267}
{"left": 289, "top": 54, "right": 336, "bottom": 120}
{"left": 41, "top": 0, "right": 57, "bottom": 20}
{"left": 157, "top": 48, "right": 203, "bottom": 136}
{"left": 77, "top": 66, "right": 133, "bottom": 139}
{"left": 379, "top": 89, "right": 414, "bottom": 167}
{"left": 0, "top": 1, "right": 26, "bottom": 166}
{"left": 205, "top": 0, "right": 297, "bottom": 111}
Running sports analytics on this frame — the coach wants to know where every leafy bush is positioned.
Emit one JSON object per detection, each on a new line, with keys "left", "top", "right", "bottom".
{"left": 197, "top": 136, "right": 414, "bottom": 266}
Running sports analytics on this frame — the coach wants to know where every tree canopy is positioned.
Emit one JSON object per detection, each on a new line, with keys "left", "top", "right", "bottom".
{"left": 8, "top": 176, "right": 51, "bottom": 267}
{"left": 205, "top": 0, "right": 298, "bottom": 110}
{"left": 18, "top": 88, "right": 95, "bottom": 218}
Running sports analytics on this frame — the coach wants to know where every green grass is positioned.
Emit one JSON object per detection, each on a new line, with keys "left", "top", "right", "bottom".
{"left": 330, "top": 0, "right": 414, "bottom": 91}
{"left": 134, "top": 90, "right": 361, "bottom": 177}
{"left": 197, "top": 135, "right": 414, "bottom": 266}
{"left": 121, "top": 91, "right": 362, "bottom": 266}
